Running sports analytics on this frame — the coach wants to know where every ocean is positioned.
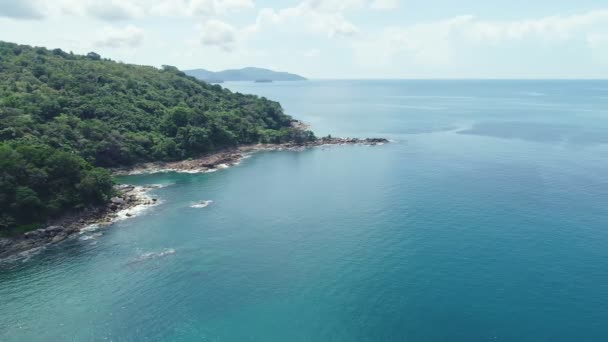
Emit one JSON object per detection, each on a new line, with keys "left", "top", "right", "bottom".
{"left": 1, "top": 80, "right": 608, "bottom": 341}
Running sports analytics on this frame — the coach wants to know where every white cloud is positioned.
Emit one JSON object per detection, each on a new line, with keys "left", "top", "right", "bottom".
{"left": 150, "top": 0, "right": 254, "bottom": 17}
{"left": 464, "top": 10, "right": 608, "bottom": 43}
{"left": 85, "top": 0, "right": 144, "bottom": 21}
{"left": 304, "top": 48, "right": 321, "bottom": 57}
{"left": 248, "top": 1, "right": 360, "bottom": 38}
{"left": 95, "top": 25, "right": 144, "bottom": 48}
{"left": 587, "top": 32, "right": 608, "bottom": 49}
{"left": 199, "top": 19, "right": 238, "bottom": 51}
{"left": 0, "top": 0, "right": 254, "bottom": 21}
{"left": 0, "top": 0, "right": 43, "bottom": 19}
{"left": 353, "top": 9, "right": 608, "bottom": 69}
{"left": 218, "top": 0, "right": 254, "bottom": 11}
{"left": 307, "top": 0, "right": 366, "bottom": 12}
{"left": 307, "top": 0, "right": 395, "bottom": 12}
{"left": 314, "top": 12, "right": 359, "bottom": 37}
{"left": 369, "top": 0, "right": 398, "bottom": 10}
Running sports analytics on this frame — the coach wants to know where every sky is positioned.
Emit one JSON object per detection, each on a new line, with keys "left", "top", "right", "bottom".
{"left": 1, "top": 0, "right": 608, "bottom": 78}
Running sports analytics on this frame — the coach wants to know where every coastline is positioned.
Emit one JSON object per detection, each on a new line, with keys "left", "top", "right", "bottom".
{"left": 114, "top": 137, "right": 389, "bottom": 175}
{"left": 0, "top": 137, "right": 388, "bottom": 262}
{"left": 0, "top": 185, "right": 160, "bottom": 262}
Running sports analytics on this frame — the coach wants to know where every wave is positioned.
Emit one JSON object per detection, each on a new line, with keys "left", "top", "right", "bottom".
{"left": 0, "top": 246, "right": 46, "bottom": 265}
{"left": 114, "top": 199, "right": 161, "bottom": 222}
{"left": 112, "top": 186, "right": 164, "bottom": 222}
{"left": 80, "top": 223, "right": 101, "bottom": 233}
{"left": 79, "top": 233, "right": 102, "bottom": 241}
{"left": 149, "top": 183, "right": 175, "bottom": 189}
{"left": 129, "top": 248, "right": 176, "bottom": 264}
{"left": 191, "top": 200, "right": 213, "bottom": 209}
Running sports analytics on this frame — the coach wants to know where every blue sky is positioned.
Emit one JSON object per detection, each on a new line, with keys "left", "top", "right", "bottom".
{"left": 1, "top": 0, "right": 608, "bottom": 78}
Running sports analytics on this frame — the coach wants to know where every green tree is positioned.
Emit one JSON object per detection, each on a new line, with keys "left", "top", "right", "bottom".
{"left": 0, "top": 41, "right": 316, "bottom": 232}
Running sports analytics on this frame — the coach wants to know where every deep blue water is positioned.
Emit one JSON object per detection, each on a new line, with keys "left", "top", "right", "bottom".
{"left": 2, "top": 80, "right": 608, "bottom": 341}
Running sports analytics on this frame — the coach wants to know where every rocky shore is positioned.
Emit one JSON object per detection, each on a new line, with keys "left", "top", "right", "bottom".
{"left": 0, "top": 185, "right": 159, "bottom": 261}
{"left": 114, "top": 137, "right": 389, "bottom": 175}
{"left": 0, "top": 136, "right": 389, "bottom": 261}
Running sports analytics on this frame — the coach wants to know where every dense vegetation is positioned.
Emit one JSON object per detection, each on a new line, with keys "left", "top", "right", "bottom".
{"left": 0, "top": 41, "right": 314, "bottom": 232}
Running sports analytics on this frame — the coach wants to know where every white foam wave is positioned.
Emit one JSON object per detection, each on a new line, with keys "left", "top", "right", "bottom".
{"left": 191, "top": 200, "right": 213, "bottom": 208}
{"left": 114, "top": 186, "right": 163, "bottom": 221}
{"left": 1, "top": 247, "right": 45, "bottom": 264}
{"left": 179, "top": 169, "right": 207, "bottom": 174}
{"left": 80, "top": 223, "right": 102, "bottom": 233}
{"left": 115, "top": 202, "right": 156, "bottom": 221}
{"left": 130, "top": 248, "right": 176, "bottom": 264}
{"left": 80, "top": 233, "right": 103, "bottom": 241}
{"left": 122, "top": 163, "right": 241, "bottom": 175}
{"left": 149, "top": 183, "right": 175, "bottom": 188}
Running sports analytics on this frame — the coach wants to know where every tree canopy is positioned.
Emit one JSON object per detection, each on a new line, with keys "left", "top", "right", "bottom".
{"left": 0, "top": 41, "right": 315, "bottom": 231}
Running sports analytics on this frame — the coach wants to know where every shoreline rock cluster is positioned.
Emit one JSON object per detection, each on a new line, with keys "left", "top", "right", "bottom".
{"left": 114, "top": 137, "right": 389, "bottom": 175}
{"left": 0, "top": 185, "right": 158, "bottom": 261}
{"left": 0, "top": 137, "right": 389, "bottom": 261}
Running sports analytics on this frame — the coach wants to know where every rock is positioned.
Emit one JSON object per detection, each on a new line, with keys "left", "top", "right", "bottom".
{"left": 116, "top": 184, "right": 135, "bottom": 192}
{"left": 24, "top": 230, "right": 40, "bottom": 239}
{"left": 152, "top": 198, "right": 157, "bottom": 202}
{"left": 365, "top": 138, "right": 389, "bottom": 144}
{"left": 51, "top": 233, "right": 68, "bottom": 243}
{"left": 126, "top": 213, "right": 133, "bottom": 217}
{"left": 111, "top": 197, "right": 125, "bottom": 205}
{"left": 45, "top": 226, "right": 64, "bottom": 234}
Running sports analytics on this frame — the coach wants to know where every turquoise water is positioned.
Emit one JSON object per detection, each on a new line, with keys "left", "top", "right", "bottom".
{"left": 2, "top": 80, "right": 608, "bottom": 341}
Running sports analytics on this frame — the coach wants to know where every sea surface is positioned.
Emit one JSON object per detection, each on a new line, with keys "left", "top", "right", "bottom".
{"left": 2, "top": 80, "right": 608, "bottom": 341}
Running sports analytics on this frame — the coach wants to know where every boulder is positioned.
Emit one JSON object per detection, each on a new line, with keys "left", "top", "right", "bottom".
{"left": 116, "top": 184, "right": 135, "bottom": 192}
{"left": 23, "top": 231, "right": 39, "bottom": 239}
{"left": 111, "top": 197, "right": 125, "bottom": 205}
{"left": 365, "top": 138, "right": 389, "bottom": 144}
{"left": 24, "top": 228, "right": 49, "bottom": 239}
{"left": 51, "top": 233, "right": 68, "bottom": 243}
{"left": 45, "top": 226, "right": 64, "bottom": 234}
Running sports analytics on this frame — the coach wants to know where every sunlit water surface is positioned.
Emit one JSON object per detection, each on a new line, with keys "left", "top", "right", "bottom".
{"left": 2, "top": 80, "right": 608, "bottom": 341}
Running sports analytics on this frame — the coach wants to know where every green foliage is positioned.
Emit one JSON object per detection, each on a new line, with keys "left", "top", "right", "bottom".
{"left": 0, "top": 41, "right": 316, "bottom": 231}
{"left": 0, "top": 141, "right": 113, "bottom": 229}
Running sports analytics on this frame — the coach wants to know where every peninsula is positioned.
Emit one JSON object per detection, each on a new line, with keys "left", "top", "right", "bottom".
{"left": 0, "top": 42, "right": 386, "bottom": 259}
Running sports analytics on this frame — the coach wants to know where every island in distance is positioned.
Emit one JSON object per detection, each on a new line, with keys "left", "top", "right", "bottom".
{"left": 184, "top": 67, "right": 307, "bottom": 83}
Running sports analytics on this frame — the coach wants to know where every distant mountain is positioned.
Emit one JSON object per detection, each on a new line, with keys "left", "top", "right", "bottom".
{"left": 184, "top": 67, "right": 307, "bottom": 82}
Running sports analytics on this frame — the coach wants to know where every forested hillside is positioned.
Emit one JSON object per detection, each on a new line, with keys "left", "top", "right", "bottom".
{"left": 0, "top": 41, "right": 314, "bottom": 231}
